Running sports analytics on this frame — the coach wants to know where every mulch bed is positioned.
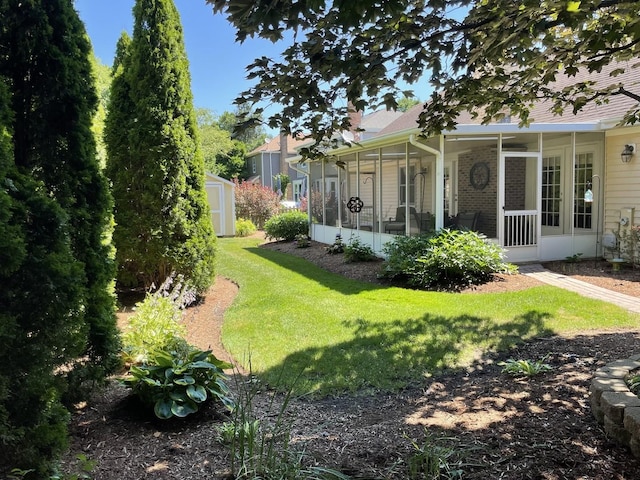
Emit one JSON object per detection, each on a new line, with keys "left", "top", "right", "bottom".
{"left": 62, "top": 236, "right": 640, "bottom": 479}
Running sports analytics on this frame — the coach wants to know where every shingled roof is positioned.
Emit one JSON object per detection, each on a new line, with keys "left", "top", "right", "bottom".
{"left": 248, "top": 135, "right": 309, "bottom": 156}
{"left": 378, "top": 61, "right": 640, "bottom": 136}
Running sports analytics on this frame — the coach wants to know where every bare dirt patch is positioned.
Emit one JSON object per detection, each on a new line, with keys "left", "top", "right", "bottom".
{"left": 64, "top": 235, "right": 640, "bottom": 479}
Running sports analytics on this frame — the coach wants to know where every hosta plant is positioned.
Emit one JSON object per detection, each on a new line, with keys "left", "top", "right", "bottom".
{"left": 122, "top": 347, "right": 235, "bottom": 419}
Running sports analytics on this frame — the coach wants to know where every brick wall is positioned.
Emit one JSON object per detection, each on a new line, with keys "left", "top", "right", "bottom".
{"left": 458, "top": 148, "right": 498, "bottom": 237}
{"left": 458, "top": 148, "right": 528, "bottom": 239}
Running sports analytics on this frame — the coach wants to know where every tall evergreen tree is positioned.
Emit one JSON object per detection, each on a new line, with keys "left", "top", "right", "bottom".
{"left": 105, "top": 0, "right": 216, "bottom": 294}
{"left": 0, "top": 0, "right": 121, "bottom": 473}
{"left": 0, "top": 76, "right": 81, "bottom": 477}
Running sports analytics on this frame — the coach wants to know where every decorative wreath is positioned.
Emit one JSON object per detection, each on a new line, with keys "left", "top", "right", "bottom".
{"left": 347, "top": 196, "right": 364, "bottom": 213}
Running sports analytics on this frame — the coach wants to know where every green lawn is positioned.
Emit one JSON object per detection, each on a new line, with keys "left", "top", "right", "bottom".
{"left": 217, "top": 236, "right": 640, "bottom": 396}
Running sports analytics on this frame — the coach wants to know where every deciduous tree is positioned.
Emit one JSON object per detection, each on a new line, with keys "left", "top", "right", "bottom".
{"left": 210, "top": 0, "right": 640, "bottom": 157}
{"left": 197, "top": 108, "right": 248, "bottom": 179}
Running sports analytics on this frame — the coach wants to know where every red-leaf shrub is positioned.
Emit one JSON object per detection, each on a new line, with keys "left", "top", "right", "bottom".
{"left": 233, "top": 180, "right": 280, "bottom": 229}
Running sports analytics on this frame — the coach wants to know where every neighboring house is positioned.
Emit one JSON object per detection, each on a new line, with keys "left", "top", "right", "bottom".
{"left": 358, "top": 109, "right": 404, "bottom": 140}
{"left": 204, "top": 172, "right": 235, "bottom": 237}
{"left": 288, "top": 63, "right": 640, "bottom": 263}
{"left": 245, "top": 134, "right": 309, "bottom": 203}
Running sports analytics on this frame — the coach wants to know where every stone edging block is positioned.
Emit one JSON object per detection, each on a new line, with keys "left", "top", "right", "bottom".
{"left": 590, "top": 356, "right": 640, "bottom": 457}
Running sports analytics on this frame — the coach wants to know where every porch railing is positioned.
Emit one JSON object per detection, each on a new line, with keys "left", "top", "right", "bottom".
{"left": 504, "top": 210, "right": 537, "bottom": 247}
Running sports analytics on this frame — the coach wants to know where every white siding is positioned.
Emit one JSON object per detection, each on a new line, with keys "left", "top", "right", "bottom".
{"left": 604, "top": 127, "right": 640, "bottom": 241}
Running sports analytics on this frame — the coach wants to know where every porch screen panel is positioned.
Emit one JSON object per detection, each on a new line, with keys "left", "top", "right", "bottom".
{"left": 542, "top": 156, "right": 561, "bottom": 227}
{"left": 359, "top": 152, "right": 377, "bottom": 231}
{"left": 324, "top": 162, "right": 339, "bottom": 227}
{"left": 309, "top": 162, "right": 323, "bottom": 225}
{"left": 399, "top": 165, "right": 416, "bottom": 206}
{"left": 573, "top": 153, "right": 593, "bottom": 229}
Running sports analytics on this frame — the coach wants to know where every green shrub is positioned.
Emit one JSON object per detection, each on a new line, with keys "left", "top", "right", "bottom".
{"left": 264, "top": 210, "right": 309, "bottom": 241}
{"left": 122, "top": 347, "right": 234, "bottom": 419}
{"left": 344, "top": 237, "right": 378, "bottom": 263}
{"left": 235, "top": 218, "right": 257, "bottom": 237}
{"left": 121, "top": 275, "right": 193, "bottom": 365}
{"left": 382, "top": 229, "right": 515, "bottom": 290}
{"left": 410, "top": 229, "right": 516, "bottom": 290}
{"left": 380, "top": 233, "right": 435, "bottom": 281}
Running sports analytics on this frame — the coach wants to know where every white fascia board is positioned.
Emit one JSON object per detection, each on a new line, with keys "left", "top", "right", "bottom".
{"left": 447, "top": 122, "right": 602, "bottom": 135}
{"left": 285, "top": 121, "right": 607, "bottom": 165}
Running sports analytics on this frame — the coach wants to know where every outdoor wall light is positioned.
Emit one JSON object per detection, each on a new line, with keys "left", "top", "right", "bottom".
{"left": 621, "top": 144, "right": 635, "bottom": 163}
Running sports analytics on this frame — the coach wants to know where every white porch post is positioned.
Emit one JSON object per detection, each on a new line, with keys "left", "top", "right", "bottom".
{"left": 409, "top": 134, "right": 444, "bottom": 229}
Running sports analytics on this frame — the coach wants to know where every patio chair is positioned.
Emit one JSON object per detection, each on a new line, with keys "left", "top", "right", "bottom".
{"left": 384, "top": 206, "right": 417, "bottom": 234}
{"left": 455, "top": 211, "right": 479, "bottom": 230}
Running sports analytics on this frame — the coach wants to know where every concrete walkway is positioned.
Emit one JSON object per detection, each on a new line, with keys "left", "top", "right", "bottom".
{"left": 519, "top": 264, "right": 640, "bottom": 314}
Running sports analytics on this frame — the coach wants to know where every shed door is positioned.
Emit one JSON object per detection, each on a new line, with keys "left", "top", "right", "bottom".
{"left": 207, "top": 183, "right": 225, "bottom": 236}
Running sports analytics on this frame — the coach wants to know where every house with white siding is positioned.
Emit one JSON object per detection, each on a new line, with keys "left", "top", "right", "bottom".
{"left": 288, "top": 63, "right": 640, "bottom": 263}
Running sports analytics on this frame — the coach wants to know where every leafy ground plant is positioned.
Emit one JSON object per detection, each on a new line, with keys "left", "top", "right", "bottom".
{"left": 121, "top": 274, "right": 194, "bottom": 364}
{"left": 122, "top": 347, "right": 234, "bottom": 419}
{"left": 325, "top": 233, "right": 344, "bottom": 254}
{"left": 500, "top": 357, "right": 553, "bottom": 377}
{"left": 295, "top": 233, "right": 310, "bottom": 248}
{"left": 343, "top": 236, "right": 377, "bottom": 263}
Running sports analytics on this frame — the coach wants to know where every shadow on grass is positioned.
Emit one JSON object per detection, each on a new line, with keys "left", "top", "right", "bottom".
{"left": 245, "top": 246, "right": 391, "bottom": 295}
{"left": 259, "top": 309, "right": 554, "bottom": 396}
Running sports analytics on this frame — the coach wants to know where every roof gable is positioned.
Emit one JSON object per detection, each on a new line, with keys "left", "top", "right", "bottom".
{"left": 248, "top": 134, "right": 309, "bottom": 155}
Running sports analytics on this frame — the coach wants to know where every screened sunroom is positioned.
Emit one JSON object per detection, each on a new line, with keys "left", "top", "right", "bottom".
{"left": 292, "top": 126, "right": 606, "bottom": 263}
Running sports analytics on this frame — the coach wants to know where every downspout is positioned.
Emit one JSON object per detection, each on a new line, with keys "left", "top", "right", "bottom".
{"left": 269, "top": 152, "right": 273, "bottom": 190}
{"left": 288, "top": 160, "right": 312, "bottom": 231}
{"left": 409, "top": 134, "right": 444, "bottom": 229}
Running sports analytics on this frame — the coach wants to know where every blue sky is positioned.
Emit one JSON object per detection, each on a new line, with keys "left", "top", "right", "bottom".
{"left": 74, "top": 0, "right": 286, "bottom": 118}
{"left": 74, "top": 0, "right": 443, "bottom": 131}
